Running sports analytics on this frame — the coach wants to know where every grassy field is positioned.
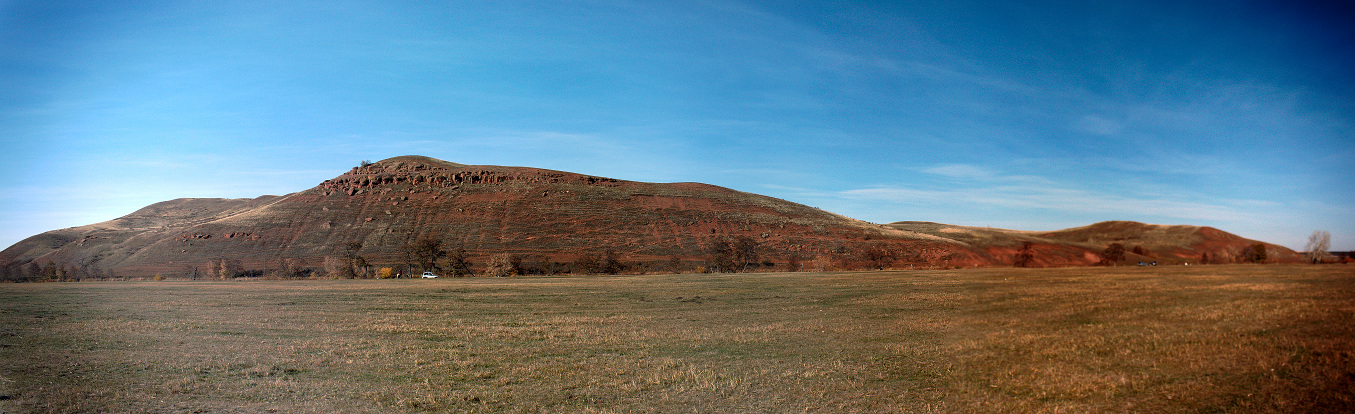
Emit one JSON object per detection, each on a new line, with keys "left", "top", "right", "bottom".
{"left": 1, "top": 265, "right": 1352, "bottom": 413}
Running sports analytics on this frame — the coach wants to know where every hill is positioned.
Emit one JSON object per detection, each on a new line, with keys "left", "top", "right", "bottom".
{"left": 887, "top": 221, "right": 1301, "bottom": 266}
{"left": 0, "top": 156, "right": 979, "bottom": 278}
{"left": 0, "top": 156, "right": 1300, "bottom": 279}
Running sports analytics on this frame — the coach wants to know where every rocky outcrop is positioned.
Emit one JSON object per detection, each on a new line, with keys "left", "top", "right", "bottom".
{"left": 317, "top": 157, "right": 622, "bottom": 196}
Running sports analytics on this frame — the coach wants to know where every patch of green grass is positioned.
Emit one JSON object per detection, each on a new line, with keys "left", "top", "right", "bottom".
{"left": 0, "top": 265, "right": 1352, "bottom": 413}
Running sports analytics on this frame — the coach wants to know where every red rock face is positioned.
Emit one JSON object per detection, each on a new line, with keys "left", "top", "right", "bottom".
{"left": 0, "top": 156, "right": 1300, "bottom": 278}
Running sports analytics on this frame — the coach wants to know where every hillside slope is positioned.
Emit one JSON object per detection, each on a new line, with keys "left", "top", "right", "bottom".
{"left": 1, "top": 156, "right": 1301, "bottom": 278}
{"left": 887, "top": 221, "right": 1301, "bottom": 266}
{"left": 1, "top": 156, "right": 979, "bottom": 277}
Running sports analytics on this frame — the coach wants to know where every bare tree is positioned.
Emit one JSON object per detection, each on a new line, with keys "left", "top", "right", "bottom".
{"left": 785, "top": 253, "right": 803, "bottom": 272}
{"left": 402, "top": 237, "right": 446, "bottom": 273}
{"left": 274, "top": 258, "right": 303, "bottom": 279}
{"left": 1100, "top": 243, "right": 1125, "bottom": 266}
{"left": 484, "top": 254, "right": 515, "bottom": 277}
{"left": 733, "top": 236, "right": 760, "bottom": 273}
{"left": 1245, "top": 243, "right": 1268, "bottom": 264}
{"left": 705, "top": 237, "right": 736, "bottom": 273}
{"left": 222, "top": 258, "right": 242, "bottom": 279}
{"left": 509, "top": 254, "right": 525, "bottom": 275}
{"left": 442, "top": 248, "right": 473, "bottom": 277}
{"left": 323, "top": 256, "right": 346, "bottom": 278}
{"left": 1306, "top": 230, "right": 1332, "bottom": 264}
{"left": 337, "top": 241, "right": 370, "bottom": 278}
{"left": 601, "top": 250, "right": 626, "bottom": 274}
{"left": 861, "top": 246, "right": 897, "bottom": 270}
{"left": 573, "top": 253, "right": 601, "bottom": 274}
{"left": 1014, "top": 242, "right": 1036, "bottom": 268}
{"left": 667, "top": 255, "right": 684, "bottom": 274}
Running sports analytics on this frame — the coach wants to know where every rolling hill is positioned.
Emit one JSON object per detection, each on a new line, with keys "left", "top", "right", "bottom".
{"left": 0, "top": 156, "right": 1300, "bottom": 279}
{"left": 887, "top": 221, "right": 1302, "bottom": 267}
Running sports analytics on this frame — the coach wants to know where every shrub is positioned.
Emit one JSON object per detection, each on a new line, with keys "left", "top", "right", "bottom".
{"left": 573, "top": 254, "right": 600, "bottom": 274}
{"left": 1099, "top": 243, "right": 1126, "bottom": 266}
{"left": 862, "top": 247, "right": 897, "bottom": 270}
{"left": 601, "top": 250, "right": 626, "bottom": 274}
{"left": 705, "top": 237, "right": 736, "bottom": 273}
{"left": 442, "top": 249, "right": 474, "bottom": 277}
{"left": 1245, "top": 243, "right": 1267, "bottom": 264}
{"left": 1014, "top": 242, "right": 1036, "bottom": 268}
{"left": 786, "top": 254, "right": 803, "bottom": 272}
{"left": 484, "top": 254, "right": 515, "bottom": 277}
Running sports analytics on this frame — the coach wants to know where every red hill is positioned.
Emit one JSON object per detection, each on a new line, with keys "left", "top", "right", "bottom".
{"left": 0, "top": 156, "right": 976, "bottom": 277}
{"left": 0, "top": 156, "right": 1301, "bottom": 278}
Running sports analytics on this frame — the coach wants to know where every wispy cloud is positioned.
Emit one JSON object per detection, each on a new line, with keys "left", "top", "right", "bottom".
{"left": 894, "top": 60, "right": 1042, "bottom": 95}
{"left": 839, "top": 162, "right": 1265, "bottom": 225}
{"left": 920, "top": 164, "right": 993, "bottom": 180}
{"left": 1072, "top": 114, "right": 1124, "bottom": 136}
{"left": 840, "top": 181, "right": 1258, "bottom": 224}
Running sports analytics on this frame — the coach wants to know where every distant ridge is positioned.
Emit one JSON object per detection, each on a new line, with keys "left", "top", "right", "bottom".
{"left": 887, "top": 221, "right": 1300, "bottom": 267}
{"left": 0, "top": 156, "right": 1300, "bottom": 278}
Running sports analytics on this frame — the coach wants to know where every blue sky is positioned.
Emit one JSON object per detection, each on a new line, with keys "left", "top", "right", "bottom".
{"left": 2, "top": 0, "right": 1352, "bottom": 251}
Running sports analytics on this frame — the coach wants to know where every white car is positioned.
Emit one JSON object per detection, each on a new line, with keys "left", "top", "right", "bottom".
{"left": 420, "top": 271, "right": 439, "bottom": 279}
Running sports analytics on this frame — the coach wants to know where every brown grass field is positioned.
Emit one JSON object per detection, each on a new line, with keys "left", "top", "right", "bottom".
{"left": 1, "top": 264, "right": 1352, "bottom": 413}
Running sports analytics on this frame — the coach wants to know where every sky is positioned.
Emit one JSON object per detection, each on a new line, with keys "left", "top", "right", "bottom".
{"left": 1, "top": 0, "right": 1352, "bottom": 251}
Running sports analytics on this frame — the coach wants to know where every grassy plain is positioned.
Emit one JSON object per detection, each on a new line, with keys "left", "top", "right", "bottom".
{"left": 1, "top": 265, "right": 1352, "bottom": 413}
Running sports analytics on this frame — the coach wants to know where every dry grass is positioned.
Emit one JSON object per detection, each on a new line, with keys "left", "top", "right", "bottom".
{"left": 1, "top": 265, "right": 1351, "bottom": 413}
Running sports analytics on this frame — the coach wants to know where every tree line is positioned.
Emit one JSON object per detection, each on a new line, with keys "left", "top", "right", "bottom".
{"left": 1092, "top": 241, "right": 1275, "bottom": 266}
{"left": 9, "top": 230, "right": 1335, "bottom": 282}
{"left": 0, "top": 261, "right": 119, "bottom": 282}
{"left": 0, "top": 234, "right": 960, "bottom": 282}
